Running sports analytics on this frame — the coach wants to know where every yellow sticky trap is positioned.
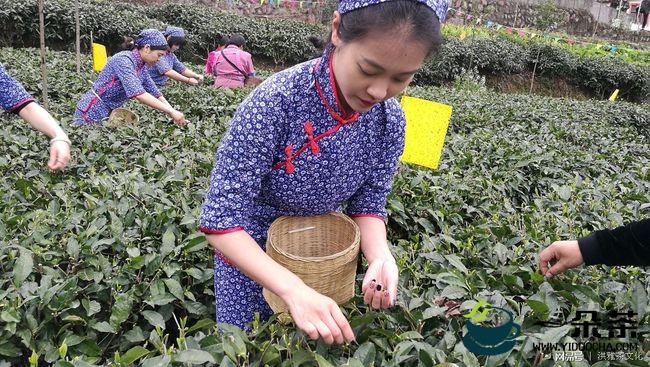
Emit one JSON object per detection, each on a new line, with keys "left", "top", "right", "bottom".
{"left": 399, "top": 96, "right": 453, "bottom": 170}
{"left": 92, "top": 43, "right": 107, "bottom": 72}
{"left": 608, "top": 89, "right": 619, "bottom": 101}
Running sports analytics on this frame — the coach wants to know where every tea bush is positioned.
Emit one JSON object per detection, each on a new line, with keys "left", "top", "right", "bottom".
{"left": 1, "top": 0, "right": 648, "bottom": 101}
{"left": 0, "top": 47, "right": 649, "bottom": 366}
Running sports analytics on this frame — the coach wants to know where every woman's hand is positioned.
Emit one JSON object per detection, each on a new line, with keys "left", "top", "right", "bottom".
{"left": 281, "top": 283, "right": 355, "bottom": 345}
{"left": 362, "top": 257, "right": 398, "bottom": 309}
{"left": 539, "top": 240, "right": 584, "bottom": 277}
{"left": 169, "top": 110, "right": 186, "bottom": 126}
{"left": 48, "top": 139, "right": 70, "bottom": 170}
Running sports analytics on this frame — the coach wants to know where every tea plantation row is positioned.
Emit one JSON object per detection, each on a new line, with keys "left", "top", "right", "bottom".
{"left": 0, "top": 48, "right": 649, "bottom": 366}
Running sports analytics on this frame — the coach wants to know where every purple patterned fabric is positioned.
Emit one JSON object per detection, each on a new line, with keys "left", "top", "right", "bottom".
{"left": 199, "top": 46, "right": 406, "bottom": 329}
{"left": 338, "top": 0, "right": 449, "bottom": 22}
{"left": 0, "top": 64, "right": 34, "bottom": 113}
{"left": 213, "top": 256, "right": 273, "bottom": 329}
{"left": 74, "top": 50, "right": 162, "bottom": 124}
{"left": 135, "top": 29, "right": 168, "bottom": 48}
{"left": 164, "top": 26, "right": 185, "bottom": 38}
{"left": 148, "top": 51, "right": 187, "bottom": 87}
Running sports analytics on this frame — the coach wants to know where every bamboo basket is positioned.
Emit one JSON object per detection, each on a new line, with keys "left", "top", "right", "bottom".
{"left": 262, "top": 212, "right": 360, "bottom": 314}
{"left": 107, "top": 108, "right": 139, "bottom": 127}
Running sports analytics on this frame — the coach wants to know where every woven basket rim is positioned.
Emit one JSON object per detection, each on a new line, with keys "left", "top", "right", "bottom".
{"left": 267, "top": 213, "right": 359, "bottom": 262}
{"left": 263, "top": 212, "right": 361, "bottom": 314}
{"left": 109, "top": 108, "right": 139, "bottom": 123}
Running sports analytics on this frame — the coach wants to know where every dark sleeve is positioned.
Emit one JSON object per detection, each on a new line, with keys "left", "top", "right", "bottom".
{"left": 578, "top": 218, "right": 650, "bottom": 266}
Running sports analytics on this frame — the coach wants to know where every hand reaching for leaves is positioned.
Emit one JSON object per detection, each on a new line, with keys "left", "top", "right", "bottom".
{"left": 282, "top": 283, "right": 355, "bottom": 345}
{"left": 362, "top": 257, "right": 398, "bottom": 309}
{"left": 539, "top": 240, "right": 584, "bottom": 277}
{"left": 48, "top": 140, "right": 70, "bottom": 170}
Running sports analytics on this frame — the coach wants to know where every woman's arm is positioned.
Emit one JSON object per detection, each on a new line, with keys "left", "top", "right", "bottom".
{"left": 169, "top": 54, "right": 203, "bottom": 83}
{"left": 206, "top": 231, "right": 355, "bottom": 345}
{"left": 354, "top": 216, "right": 397, "bottom": 309}
{"left": 19, "top": 102, "right": 66, "bottom": 139}
{"left": 539, "top": 218, "right": 650, "bottom": 277}
{"left": 18, "top": 102, "right": 71, "bottom": 170}
{"left": 180, "top": 68, "right": 204, "bottom": 82}
{"left": 134, "top": 93, "right": 185, "bottom": 126}
{"left": 578, "top": 218, "right": 650, "bottom": 266}
{"left": 164, "top": 69, "right": 200, "bottom": 85}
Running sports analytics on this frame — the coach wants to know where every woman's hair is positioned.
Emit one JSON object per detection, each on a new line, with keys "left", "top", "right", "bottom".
{"left": 121, "top": 36, "right": 135, "bottom": 50}
{"left": 334, "top": 0, "right": 442, "bottom": 56}
{"left": 227, "top": 33, "right": 246, "bottom": 47}
{"left": 308, "top": 35, "right": 325, "bottom": 51}
{"left": 145, "top": 44, "right": 169, "bottom": 51}
{"left": 216, "top": 35, "right": 229, "bottom": 47}
{"left": 167, "top": 35, "right": 186, "bottom": 48}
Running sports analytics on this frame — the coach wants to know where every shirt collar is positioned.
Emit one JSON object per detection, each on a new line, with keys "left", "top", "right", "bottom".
{"left": 130, "top": 49, "right": 145, "bottom": 69}
{"left": 313, "top": 45, "right": 359, "bottom": 123}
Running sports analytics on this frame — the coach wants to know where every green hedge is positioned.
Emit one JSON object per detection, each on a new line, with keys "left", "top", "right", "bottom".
{"left": 416, "top": 37, "right": 650, "bottom": 102}
{"left": 0, "top": 0, "right": 163, "bottom": 52}
{"left": 1, "top": 0, "right": 648, "bottom": 101}
{"left": 0, "top": 0, "right": 324, "bottom": 64}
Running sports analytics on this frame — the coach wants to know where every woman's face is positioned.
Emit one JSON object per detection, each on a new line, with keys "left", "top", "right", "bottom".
{"left": 170, "top": 44, "right": 181, "bottom": 52}
{"left": 330, "top": 12, "right": 428, "bottom": 113}
{"left": 140, "top": 46, "right": 166, "bottom": 64}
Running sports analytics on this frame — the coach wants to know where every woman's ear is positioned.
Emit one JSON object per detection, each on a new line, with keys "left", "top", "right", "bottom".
{"left": 331, "top": 11, "right": 342, "bottom": 47}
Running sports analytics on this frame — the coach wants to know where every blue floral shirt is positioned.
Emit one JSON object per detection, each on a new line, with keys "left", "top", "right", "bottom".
{"left": 74, "top": 49, "right": 162, "bottom": 124}
{"left": 0, "top": 64, "right": 34, "bottom": 113}
{"left": 148, "top": 51, "right": 187, "bottom": 87}
{"left": 199, "top": 46, "right": 406, "bottom": 247}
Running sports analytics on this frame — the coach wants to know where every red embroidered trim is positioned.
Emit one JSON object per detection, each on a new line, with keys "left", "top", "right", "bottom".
{"left": 131, "top": 49, "right": 145, "bottom": 69}
{"left": 283, "top": 145, "right": 295, "bottom": 174}
{"left": 349, "top": 214, "right": 385, "bottom": 220}
{"left": 213, "top": 248, "right": 234, "bottom": 266}
{"left": 303, "top": 121, "right": 320, "bottom": 155}
{"left": 326, "top": 54, "right": 358, "bottom": 121}
{"left": 76, "top": 75, "right": 119, "bottom": 123}
{"left": 199, "top": 226, "right": 245, "bottom": 234}
{"left": 272, "top": 122, "right": 346, "bottom": 172}
{"left": 8, "top": 98, "right": 34, "bottom": 113}
{"left": 271, "top": 55, "right": 361, "bottom": 174}
{"left": 314, "top": 76, "right": 359, "bottom": 125}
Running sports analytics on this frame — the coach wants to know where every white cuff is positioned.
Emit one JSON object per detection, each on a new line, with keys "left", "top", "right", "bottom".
{"left": 50, "top": 135, "right": 71, "bottom": 146}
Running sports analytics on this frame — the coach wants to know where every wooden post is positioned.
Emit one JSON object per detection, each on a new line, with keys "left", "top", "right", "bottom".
{"left": 38, "top": 0, "right": 49, "bottom": 110}
{"left": 530, "top": 47, "right": 542, "bottom": 94}
{"left": 90, "top": 30, "right": 95, "bottom": 74}
{"left": 75, "top": 0, "right": 80, "bottom": 73}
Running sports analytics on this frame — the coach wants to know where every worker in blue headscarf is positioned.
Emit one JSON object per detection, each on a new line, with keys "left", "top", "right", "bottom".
{"left": 199, "top": 0, "right": 448, "bottom": 344}
{"left": 148, "top": 26, "right": 204, "bottom": 87}
{"left": 74, "top": 29, "right": 186, "bottom": 126}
